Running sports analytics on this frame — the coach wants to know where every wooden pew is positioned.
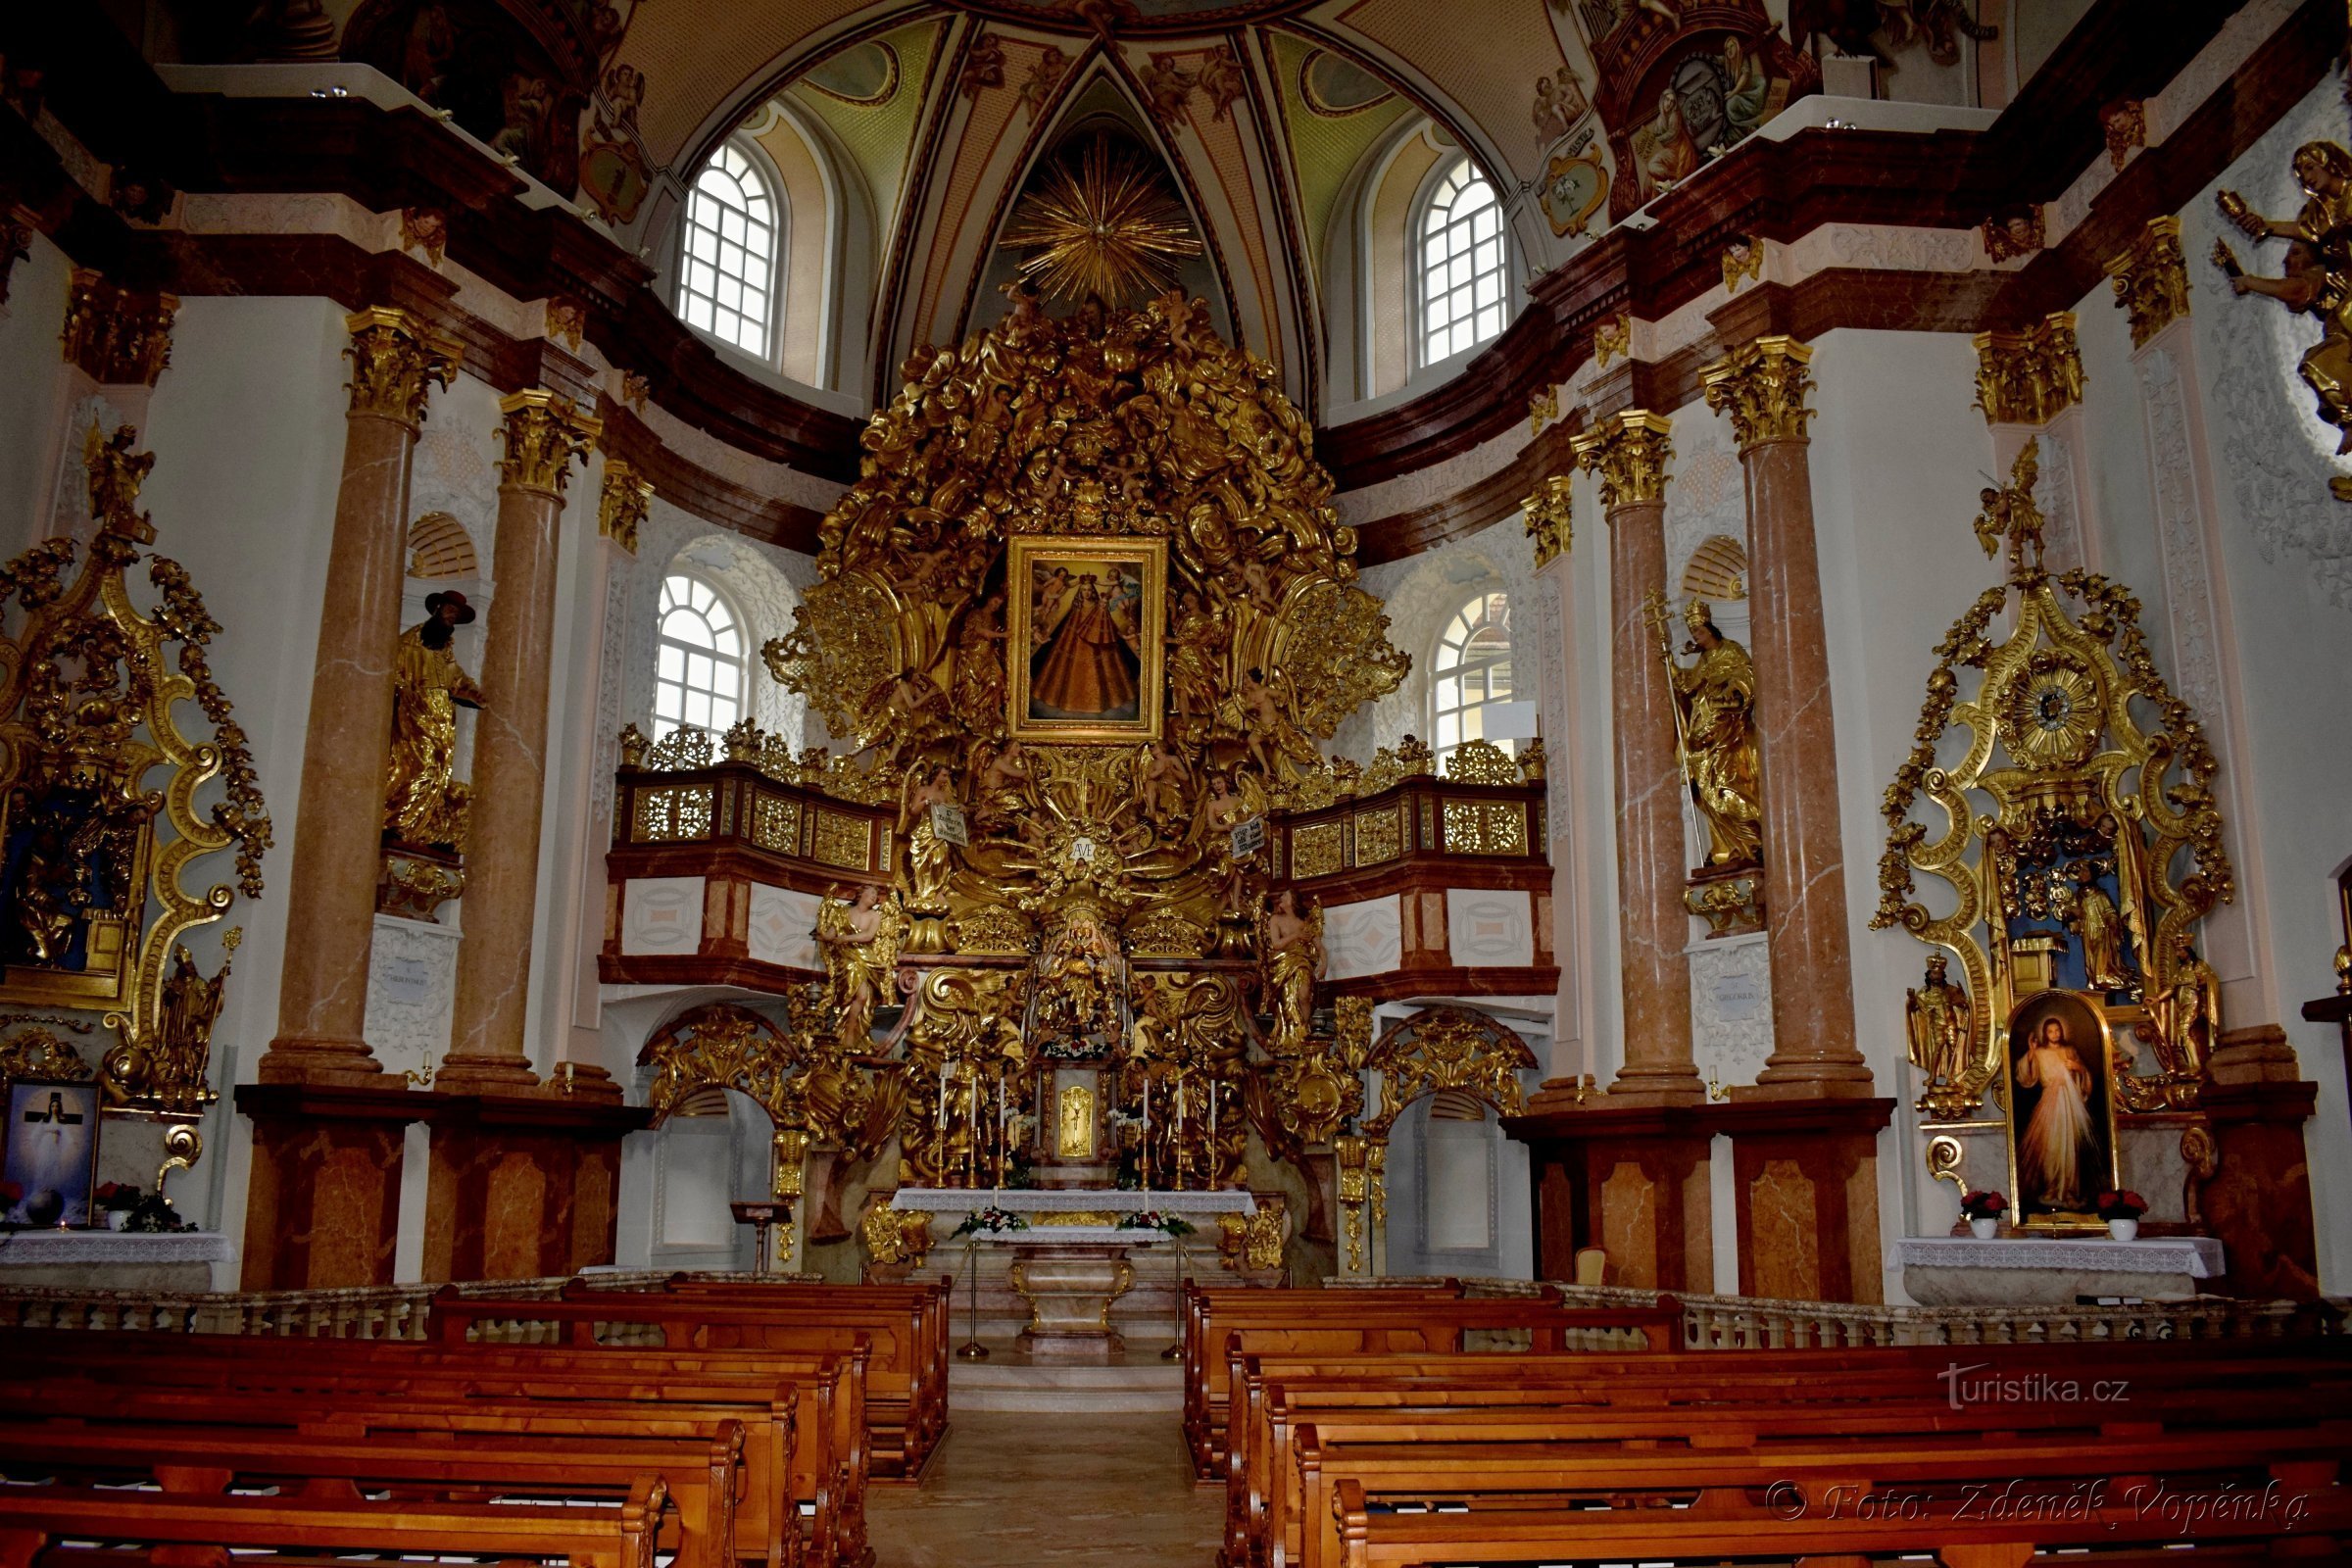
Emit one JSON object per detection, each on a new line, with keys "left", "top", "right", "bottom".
{"left": 1183, "top": 1290, "right": 1683, "bottom": 1477}
{"left": 0, "top": 1415, "right": 742, "bottom": 1568}
{"left": 0, "top": 1333, "right": 858, "bottom": 1568}
{"left": 431, "top": 1285, "right": 940, "bottom": 1480}
{"left": 0, "top": 1474, "right": 673, "bottom": 1568}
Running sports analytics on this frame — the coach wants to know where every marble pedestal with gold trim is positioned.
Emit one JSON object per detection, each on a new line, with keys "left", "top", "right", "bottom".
{"left": 1006, "top": 1241, "right": 1142, "bottom": 1361}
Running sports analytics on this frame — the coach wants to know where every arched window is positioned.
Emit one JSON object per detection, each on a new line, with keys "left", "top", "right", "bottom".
{"left": 654, "top": 572, "right": 746, "bottom": 737}
{"left": 677, "top": 140, "right": 780, "bottom": 361}
{"left": 1431, "top": 590, "right": 1513, "bottom": 764}
{"left": 1414, "top": 158, "right": 1506, "bottom": 369}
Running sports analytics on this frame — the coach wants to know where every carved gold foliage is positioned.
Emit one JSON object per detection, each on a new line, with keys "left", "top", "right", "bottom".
{"left": 950, "top": 901, "right": 1033, "bottom": 955}
{"left": 0, "top": 1028, "right": 94, "bottom": 1083}
{"left": 1701, "top": 335, "right": 1815, "bottom": 452}
{"left": 1256, "top": 993, "right": 1367, "bottom": 1156}
{"left": 1362, "top": 1006, "right": 1535, "bottom": 1140}
{"left": 1443, "top": 799, "right": 1527, "bottom": 856}
{"left": 1353, "top": 804, "right": 1402, "bottom": 866}
{"left": 1971, "top": 313, "right": 2084, "bottom": 427}
{"left": 344, "top": 307, "right": 461, "bottom": 426}
{"left": 2104, "top": 218, "right": 2190, "bottom": 351}
{"left": 495, "top": 390, "right": 600, "bottom": 496}
{"left": 1571, "top": 410, "right": 1671, "bottom": 508}
{"left": 64, "top": 270, "right": 177, "bottom": 387}
{"left": 1216, "top": 1192, "right": 1288, "bottom": 1272}
{"left": 1126, "top": 904, "right": 1208, "bottom": 957}
{"left": 1276, "top": 579, "right": 1410, "bottom": 740}
{"left": 764, "top": 572, "right": 903, "bottom": 753}
{"left": 751, "top": 794, "right": 801, "bottom": 854}
{"left": 1521, "top": 474, "right": 1572, "bottom": 568}
{"left": 1291, "top": 820, "right": 1343, "bottom": 880}
{"left": 1444, "top": 739, "right": 1520, "bottom": 786}
{"left": 811, "top": 808, "right": 874, "bottom": 869}
{"left": 600, "top": 456, "right": 654, "bottom": 554}
{"left": 648, "top": 725, "right": 713, "bottom": 771}
{"left": 0, "top": 427, "right": 271, "bottom": 1071}
{"left": 643, "top": 1001, "right": 899, "bottom": 1155}
{"left": 632, "top": 784, "right": 713, "bottom": 842}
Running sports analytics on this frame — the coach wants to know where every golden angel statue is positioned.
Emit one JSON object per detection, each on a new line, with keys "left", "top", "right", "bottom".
{"left": 1973, "top": 440, "right": 2045, "bottom": 575}
{"left": 385, "top": 590, "right": 483, "bottom": 850}
{"left": 1203, "top": 769, "right": 1268, "bottom": 919}
{"left": 83, "top": 422, "right": 155, "bottom": 535}
{"left": 1656, "top": 597, "right": 1762, "bottom": 871}
{"left": 816, "top": 883, "right": 903, "bottom": 1055}
{"left": 2216, "top": 143, "right": 2352, "bottom": 466}
{"left": 2144, "top": 932, "right": 2222, "bottom": 1083}
{"left": 1902, "top": 953, "right": 1972, "bottom": 1098}
{"left": 1259, "top": 889, "right": 1324, "bottom": 1056}
{"left": 1221, "top": 666, "right": 1320, "bottom": 781}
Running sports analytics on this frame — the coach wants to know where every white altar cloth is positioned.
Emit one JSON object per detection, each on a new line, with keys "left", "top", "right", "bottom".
{"left": 1895, "top": 1236, "right": 2224, "bottom": 1277}
{"left": 0, "top": 1230, "right": 234, "bottom": 1267}
{"left": 891, "top": 1188, "right": 1253, "bottom": 1215}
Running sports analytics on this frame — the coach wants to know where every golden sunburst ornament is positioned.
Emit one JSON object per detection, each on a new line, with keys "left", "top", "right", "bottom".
{"left": 1002, "top": 140, "right": 1203, "bottom": 305}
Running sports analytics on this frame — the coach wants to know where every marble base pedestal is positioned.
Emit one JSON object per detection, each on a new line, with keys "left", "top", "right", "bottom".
{"left": 1896, "top": 1235, "right": 2226, "bottom": 1305}
{"left": 1007, "top": 1243, "right": 1137, "bottom": 1362}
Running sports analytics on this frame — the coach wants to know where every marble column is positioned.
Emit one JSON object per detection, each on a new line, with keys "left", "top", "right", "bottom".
{"left": 1702, "top": 337, "right": 1872, "bottom": 1096}
{"left": 1573, "top": 411, "right": 1701, "bottom": 1102}
{"left": 439, "top": 390, "right": 599, "bottom": 1094}
{"left": 261, "top": 309, "right": 460, "bottom": 1085}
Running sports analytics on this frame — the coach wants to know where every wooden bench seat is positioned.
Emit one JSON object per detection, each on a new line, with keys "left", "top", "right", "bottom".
{"left": 0, "top": 1474, "right": 673, "bottom": 1568}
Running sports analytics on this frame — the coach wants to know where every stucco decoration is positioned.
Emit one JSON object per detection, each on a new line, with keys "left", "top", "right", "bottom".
{"left": 2198, "top": 82, "right": 2352, "bottom": 612}
{"left": 2033, "top": 426, "right": 2083, "bottom": 575}
{"left": 1337, "top": 517, "right": 1541, "bottom": 762}
{"left": 363, "top": 914, "right": 460, "bottom": 1082}
{"left": 1688, "top": 928, "right": 1773, "bottom": 1091}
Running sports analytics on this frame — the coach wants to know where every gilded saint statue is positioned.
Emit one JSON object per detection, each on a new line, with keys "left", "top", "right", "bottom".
{"left": 385, "top": 590, "right": 483, "bottom": 851}
{"left": 2216, "top": 142, "right": 2352, "bottom": 465}
{"left": 1655, "top": 597, "right": 1763, "bottom": 871}
{"left": 1902, "top": 953, "right": 1972, "bottom": 1099}
{"left": 2068, "top": 861, "right": 2132, "bottom": 992}
{"left": 1259, "top": 889, "right": 1324, "bottom": 1056}
{"left": 897, "top": 764, "right": 960, "bottom": 912}
{"left": 816, "top": 883, "right": 902, "bottom": 1055}
{"left": 2144, "top": 932, "right": 2222, "bottom": 1083}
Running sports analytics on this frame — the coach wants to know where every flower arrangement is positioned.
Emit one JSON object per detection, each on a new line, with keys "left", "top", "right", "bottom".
{"left": 2095, "top": 1190, "right": 2148, "bottom": 1221}
{"left": 950, "top": 1205, "right": 1030, "bottom": 1239}
{"left": 96, "top": 1182, "right": 142, "bottom": 1213}
{"left": 1116, "top": 1210, "right": 1197, "bottom": 1237}
{"left": 1959, "top": 1190, "right": 2007, "bottom": 1221}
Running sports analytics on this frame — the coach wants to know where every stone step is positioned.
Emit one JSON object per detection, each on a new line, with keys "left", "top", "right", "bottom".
{"left": 949, "top": 1346, "right": 1186, "bottom": 1413}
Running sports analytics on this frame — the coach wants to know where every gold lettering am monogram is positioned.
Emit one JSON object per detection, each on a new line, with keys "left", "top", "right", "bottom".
{"left": 1571, "top": 410, "right": 1672, "bottom": 509}
{"left": 1702, "top": 335, "right": 1816, "bottom": 452}
{"left": 1971, "top": 312, "right": 2085, "bottom": 427}
{"left": 344, "top": 307, "right": 462, "bottom": 427}
{"left": 496, "top": 389, "right": 601, "bottom": 496}
{"left": 2104, "top": 217, "right": 2191, "bottom": 351}
{"left": 1521, "top": 473, "right": 1573, "bottom": 567}
{"left": 600, "top": 454, "right": 654, "bottom": 553}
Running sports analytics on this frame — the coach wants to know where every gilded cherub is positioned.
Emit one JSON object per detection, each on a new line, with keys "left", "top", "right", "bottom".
{"left": 1973, "top": 439, "right": 2045, "bottom": 574}
{"left": 816, "top": 883, "right": 903, "bottom": 1054}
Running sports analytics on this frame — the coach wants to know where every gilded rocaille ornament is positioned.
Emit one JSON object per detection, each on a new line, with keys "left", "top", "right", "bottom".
{"left": 0, "top": 426, "right": 271, "bottom": 1115}
{"left": 1971, "top": 313, "right": 2084, "bottom": 427}
{"left": 1521, "top": 474, "right": 1573, "bottom": 568}
{"left": 63, "top": 270, "right": 177, "bottom": 387}
{"left": 1701, "top": 335, "right": 1815, "bottom": 451}
{"left": 1360, "top": 1006, "right": 1534, "bottom": 1140}
{"left": 1001, "top": 140, "right": 1204, "bottom": 305}
{"left": 1650, "top": 592, "right": 1762, "bottom": 872}
{"left": 2214, "top": 140, "right": 2352, "bottom": 496}
{"left": 1571, "top": 410, "right": 1671, "bottom": 507}
{"left": 1872, "top": 436, "right": 2233, "bottom": 1117}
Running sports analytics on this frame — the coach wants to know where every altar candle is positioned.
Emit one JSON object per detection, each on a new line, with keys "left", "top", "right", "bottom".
{"left": 1208, "top": 1080, "right": 1218, "bottom": 1181}
{"left": 1141, "top": 1075, "right": 1152, "bottom": 1193}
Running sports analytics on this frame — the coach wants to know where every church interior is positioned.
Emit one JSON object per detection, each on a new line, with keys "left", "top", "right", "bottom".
{"left": 4, "top": 0, "right": 2352, "bottom": 1560}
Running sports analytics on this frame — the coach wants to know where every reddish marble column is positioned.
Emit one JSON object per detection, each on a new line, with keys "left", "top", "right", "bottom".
{"left": 1574, "top": 411, "right": 1701, "bottom": 1103}
{"left": 261, "top": 309, "right": 459, "bottom": 1085}
{"left": 439, "top": 390, "right": 599, "bottom": 1093}
{"left": 1702, "top": 337, "right": 1872, "bottom": 1096}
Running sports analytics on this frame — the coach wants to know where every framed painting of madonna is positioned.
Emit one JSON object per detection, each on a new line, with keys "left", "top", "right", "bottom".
{"left": 1006, "top": 537, "right": 1165, "bottom": 743}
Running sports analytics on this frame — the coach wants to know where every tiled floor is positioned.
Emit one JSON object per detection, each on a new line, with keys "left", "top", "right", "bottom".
{"left": 868, "top": 1410, "right": 1223, "bottom": 1565}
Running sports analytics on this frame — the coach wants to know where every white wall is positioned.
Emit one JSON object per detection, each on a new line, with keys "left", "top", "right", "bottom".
{"left": 0, "top": 235, "right": 77, "bottom": 552}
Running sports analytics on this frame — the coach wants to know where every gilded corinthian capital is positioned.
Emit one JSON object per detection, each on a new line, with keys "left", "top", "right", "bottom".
{"left": 2104, "top": 217, "right": 2190, "bottom": 350}
{"left": 1702, "top": 335, "right": 1815, "bottom": 451}
{"left": 1971, "top": 312, "right": 2083, "bottom": 426}
{"left": 599, "top": 455, "right": 654, "bottom": 553}
{"left": 496, "top": 389, "right": 602, "bottom": 496}
{"left": 1570, "top": 410, "right": 1672, "bottom": 509}
{"left": 344, "top": 307, "right": 462, "bottom": 426}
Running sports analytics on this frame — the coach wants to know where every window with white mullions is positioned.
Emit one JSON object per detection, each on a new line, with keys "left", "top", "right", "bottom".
{"left": 676, "top": 141, "right": 780, "bottom": 361}
{"left": 1414, "top": 159, "right": 1507, "bottom": 368}
{"left": 654, "top": 572, "right": 747, "bottom": 738}
{"left": 1431, "top": 590, "right": 1514, "bottom": 765}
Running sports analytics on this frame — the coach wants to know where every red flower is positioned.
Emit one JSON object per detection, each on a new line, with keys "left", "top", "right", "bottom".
{"left": 1960, "top": 1189, "right": 2008, "bottom": 1219}
{"left": 2095, "top": 1190, "right": 2148, "bottom": 1220}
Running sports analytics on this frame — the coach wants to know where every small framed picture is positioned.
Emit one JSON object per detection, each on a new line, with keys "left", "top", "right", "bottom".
{"left": 2002, "top": 990, "right": 2121, "bottom": 1232}
{"left": 3, "top": 1078, "right": 103, "bottom": 1229}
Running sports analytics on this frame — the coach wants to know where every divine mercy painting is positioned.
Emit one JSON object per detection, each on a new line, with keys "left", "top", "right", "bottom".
{"left": 1006, "top": 538, "right": 1165, "bottom": 742}
{"left": 2003, "top": 988, "right": 2119, "bottom": 1229}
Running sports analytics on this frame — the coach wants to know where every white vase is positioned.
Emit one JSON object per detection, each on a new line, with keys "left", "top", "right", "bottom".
{"left": 2107, "top": 1217, "right": 2139, "bottom": 1241}
{"left": 105, "top": 1210, "right": 130, "bottom": 1231}
{"left": 1969, "top": 1216, "right": 1999, "bottom": 1240}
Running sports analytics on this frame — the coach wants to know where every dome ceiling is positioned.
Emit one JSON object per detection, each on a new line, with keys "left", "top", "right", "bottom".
{"left": 344, "top": 0, "right": 2022, "bottom": 415}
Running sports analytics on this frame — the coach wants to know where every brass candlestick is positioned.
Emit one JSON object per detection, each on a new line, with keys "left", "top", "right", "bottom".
{"left": 957, "top": 1237, "right": 991, "bottom": 1360}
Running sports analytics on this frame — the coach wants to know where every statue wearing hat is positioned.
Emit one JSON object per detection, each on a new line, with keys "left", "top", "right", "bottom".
{"left": 385, "top": 590, "right": 483, "bottom": 851}
{"left": 1654, "top": 596, "right": 1763, "bottom": 871}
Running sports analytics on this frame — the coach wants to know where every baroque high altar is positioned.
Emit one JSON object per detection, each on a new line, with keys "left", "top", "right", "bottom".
{"left": 620, "top": 290, "right": 1548, "bottom": 1277}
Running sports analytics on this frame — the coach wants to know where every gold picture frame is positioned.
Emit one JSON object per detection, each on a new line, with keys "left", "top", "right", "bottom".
{"left": 2002, "top": 988, "right": 2124, "bottom": 1233}
{"left": 1005, "top": 536, "right": 1165, "bottom": 743}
